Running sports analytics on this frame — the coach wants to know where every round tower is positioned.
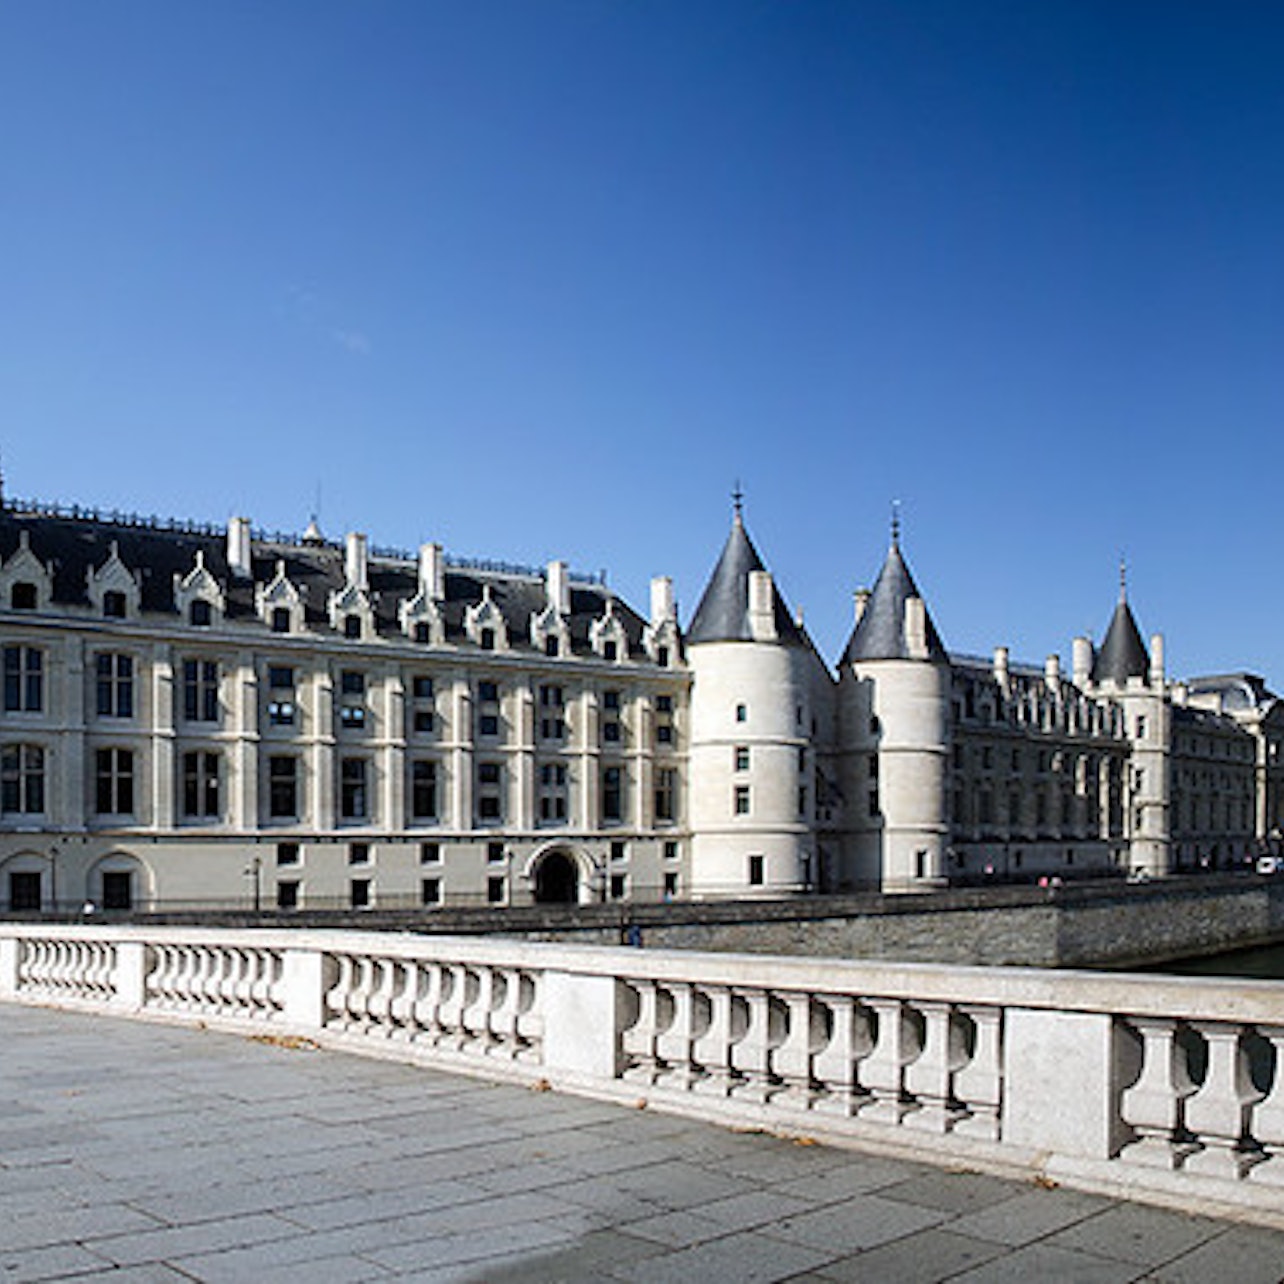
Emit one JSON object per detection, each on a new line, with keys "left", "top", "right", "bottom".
{"left": 686, "top": 502, "right": 813, "bottom": 899}
{"left": 838, "top": 523, "right": 950, "bottom": 891}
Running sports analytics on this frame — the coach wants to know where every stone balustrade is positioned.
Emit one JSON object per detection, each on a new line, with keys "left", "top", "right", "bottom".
{"left": 0, "top": 925, "right": 1281, "bottom": 1223}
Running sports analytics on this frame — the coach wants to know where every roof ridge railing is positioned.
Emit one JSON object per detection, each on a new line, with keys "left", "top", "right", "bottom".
{"left": 3, "top": 496, "right": 608, "bottom": 587}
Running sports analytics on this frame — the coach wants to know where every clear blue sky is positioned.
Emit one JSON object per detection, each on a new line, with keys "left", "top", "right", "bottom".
{"left": 2, "top": 2, "right": 1282, "bottom": 678}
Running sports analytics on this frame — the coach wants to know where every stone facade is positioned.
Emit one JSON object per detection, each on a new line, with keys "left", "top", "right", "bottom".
{"left": 2, "top": 489, "right": 1283, "bottom": 911}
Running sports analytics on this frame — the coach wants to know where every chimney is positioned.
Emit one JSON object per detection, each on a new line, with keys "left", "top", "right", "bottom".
{"left": 853, "top": 588, "right": 871, "bottom": 625}
{"left": 650, "top": 575, "right": 675, "bottom": 626}
{"left": 747, "top": 571, "right": 777, "bottom": 642}
{"left": 345, "top": 532, "right": 368, "bottom": 591}
{"left": 1150, "top": 633, "right": 1165, "bottom": 687}
{"left": 418, "top": 542, "right": 445, "bottom": 600}
{"left": 546, "top": 560, "right": 570, "bottom": 616}
{"left": 993, "top": 646, "right": 1009, "bottom": 685}
{"left": 904, "top": 596, "right": 928, "bottom": 659}
{"left": 1045, "top": 653, "right": 1061, "bottom": 690}
{"left": 227, "top": 516, "right": 252, "bottom": 579}
{"left": 1073, "top": 636, "right": 1093, "bottom": 689}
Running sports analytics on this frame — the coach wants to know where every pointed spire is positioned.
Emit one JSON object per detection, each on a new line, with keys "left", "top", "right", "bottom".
{"left": 842, "top": 533, "right": 946, "bottom": 664}
{"left": 1092, "top": 564, "right": 1149, "bottom": 684}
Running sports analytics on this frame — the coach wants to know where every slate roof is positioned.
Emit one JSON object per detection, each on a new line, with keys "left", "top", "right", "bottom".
{"left": 1091, "top": 598, "right": 1149, "bottom": 684}
{"left": 0, "top": 507, "right": 651, "bottom": 657}
{"left": 842, "top": 541, "right": 947, "bottom": 664}
{"left": 685, "top": 515, "right": 804, "bottom": 647}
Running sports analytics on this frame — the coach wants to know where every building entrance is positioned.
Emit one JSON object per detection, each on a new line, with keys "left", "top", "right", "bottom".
{"left": 533, "top": 851, "right": 579, "bottom": 904}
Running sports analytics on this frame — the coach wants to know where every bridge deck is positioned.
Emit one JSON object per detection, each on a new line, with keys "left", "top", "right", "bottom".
{"left": 1, "top": 1005, "right": 1281, "bottom": 1283}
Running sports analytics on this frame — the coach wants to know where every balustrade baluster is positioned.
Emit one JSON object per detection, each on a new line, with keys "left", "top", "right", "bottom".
{"left": 388, "top": 961, "right": 419, "bottom": 1039}
{"left": 462, "top": 967, "right": 496, "bottom": 1053}
{"left": 325, "top": 954, "right": 356, "bottom": 1029}
{"left": 812, "top": 995, "right": 875, "bottom": 1117}
{"left": 411, "top": 962, "right": 445, "bottom": 1044}
{"left": 1119, "top": 1017, "right": 1197, "bottom": 1168}
{"left": 1184, "top": 1022, "right": 1265, "bottom": 1180}
{"left": 774, "top": 992, "right": 824, "bottom": 1109}
{"left": 730, "top": 989, "right": 774, "bottom": 1103}
{"left": 514, "top": 971, "right": 543, "bottom": 1061}
{"left": 655, "top": 983, "right": 697, "bottom": 1089}
{"left": 691, "top": 984, "right": 734, "bottom": 1096}
{"left": 861, "top": 997, "right": 922, "bottom": 1126}
{"left": 904, "top": 1002, "right": 968, "bottom": 1133}
{"left": 621, "top": 979, "right": 661, "bottom": 1084}
{"left": 1248, "top": 1025, "right": 1284, "bottom": 1186}
{"left": 438, "top": 964, "right": 470, "bottom": 1049}
{"left": 952, "top": 1005, "right": 1003, "bottom": 1140}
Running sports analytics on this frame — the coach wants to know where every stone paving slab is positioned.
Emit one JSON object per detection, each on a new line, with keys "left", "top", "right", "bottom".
{"left": 2, "top": 1004, "right": 1284, "bottom": 1283}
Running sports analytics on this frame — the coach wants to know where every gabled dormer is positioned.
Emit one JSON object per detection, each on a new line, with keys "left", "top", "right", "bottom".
{"left": 400, "top": 542, "right": 446, "bottom": 645}
{"left": 465, "top": 584, "right": 508, "bottom": 652}
{"left": 530, "top": 561, "right": 572, "bottom": 658}
{"left": 590, "top": 598, "right": 628, "bottom": 663}
{"left": 328, "top": 532, "right": 375, "bottom": 640}
{"left": 0, "top": 531, "right": 54, "bottom": 613}
{"left": 87, "top": 542, "right": 141, "bottom": 620}
{"left": 173, "top": 551, "right": 225, "bottom": 627}
{"left": 256, "top": 560, "right": 305, "bottom": 635}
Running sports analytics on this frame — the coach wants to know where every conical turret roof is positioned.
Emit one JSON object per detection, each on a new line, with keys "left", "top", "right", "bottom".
{"left": 686, "top": 510, "right": 803, "bottom": 646}
{"left": 842, "top": 536, "right": 946, "bottom": 664}
{"left": 1092, "top": 575, "right": 1149, "bottom": 684}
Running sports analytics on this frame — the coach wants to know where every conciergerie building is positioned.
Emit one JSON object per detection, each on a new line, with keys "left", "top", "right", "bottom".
{"left": 2, "top": 484, "right": 1282, "bottom": 913}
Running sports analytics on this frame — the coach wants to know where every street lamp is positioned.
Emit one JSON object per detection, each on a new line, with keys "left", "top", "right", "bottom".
{"left": 244, "top": 855, "right": 262, "bottom": 913}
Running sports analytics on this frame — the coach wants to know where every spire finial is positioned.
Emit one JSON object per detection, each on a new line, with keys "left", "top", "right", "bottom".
{"left": 731, "top": 480, "right": 744, "bottom": 521}
{"left": 891, "top": 499, "right": 901, "bottom": 548}
{"left": 1119, "top": 554, "right": 1127, "bottom": 604}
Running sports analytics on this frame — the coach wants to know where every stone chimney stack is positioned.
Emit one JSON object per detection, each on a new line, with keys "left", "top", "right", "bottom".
{"left": 546, "top": 560, "right": 570, "bottom": 616}
{"left": 1150, "top": 633, "right": 1165, "bottom": 687}
{"left": 650, "top": 576, "right": 675, "bottom": 627}
{"left": 853, "top": 588, "right": 871, "bottom": 625}
{"left": 904, "top": 596, "right": 928, "bottom": 660}
{"left": 227, "top": 516, "right": 252, "bottom": 579}
{"left": 1045, "top": 654, "right": 1061, "bottom": 690}
{"left": 747, "top": 570, "right": 777, "bottom": 642}
{"left": 345, "top": 532, "right": 369, "bottom": 592}
{"left": 418, "top": 542, "right": 445, "bottom": 600}
{"left": 993, "top": 646, "right": 1009, "bottom": 686}
{"left": 1073, "top": 636, "right": 1093, "bottom": 689}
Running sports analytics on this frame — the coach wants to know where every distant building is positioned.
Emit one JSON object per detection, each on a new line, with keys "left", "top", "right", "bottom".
{"left": 1, "top": 488, "right": 1281, "bottom": 912}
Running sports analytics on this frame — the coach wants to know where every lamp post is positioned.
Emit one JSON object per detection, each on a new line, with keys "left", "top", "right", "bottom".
{"left": 244, "top": 855, "right": 262, "bottom": 913}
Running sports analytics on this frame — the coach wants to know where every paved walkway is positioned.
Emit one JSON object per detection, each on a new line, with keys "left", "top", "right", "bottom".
{"left": 1, "top": 1007, "right": 1283, "bottom": 1283}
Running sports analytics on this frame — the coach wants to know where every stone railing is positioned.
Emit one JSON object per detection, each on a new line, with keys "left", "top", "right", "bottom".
{"left": 0, "top": 925, "right": 1281, "bottom": 1223}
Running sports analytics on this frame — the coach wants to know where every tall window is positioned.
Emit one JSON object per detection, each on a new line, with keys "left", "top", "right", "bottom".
{"left": 182, "top": 659, "right": 219, "bottom": 722}
{"left": 341, "top": 758, "right": 368, "bottom": 820}
{"left": 269, "top": 756, "right": 299, "bottom": 818}
{"left": 538, "top": 762, "right": 568, "bottom": 822}
{"left": 477, "top": 761, "right": 502, "bottom": 821}
{"left": 655, "top": 768, "right": 676, "bottom": 823}
{"left": 1, "top": 745, "right": 44, "bottom": 814}
{"left": 410, "top": 760, "right": 438, "bottom": 820}
{"left": 95, "top": 748, "right": 134, "bottom": 815}
{"left": 182, "top": 751, "right": 221, "bottom": 819}
{"left": 96, "top": 653, "right": 134, "bottom": 718}
{"left": 734, "top": 785, "right": 751, "bottom": 816}
{"left": 602, "top": 766, "right": 622, "bottom": 823}
{"left": 3, "top": 646, "right": 43, "bottom": 712}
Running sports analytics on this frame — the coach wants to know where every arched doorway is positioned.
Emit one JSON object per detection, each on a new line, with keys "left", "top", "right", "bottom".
{"left": 533, "top": 850, "right": 579, "bottom": 904}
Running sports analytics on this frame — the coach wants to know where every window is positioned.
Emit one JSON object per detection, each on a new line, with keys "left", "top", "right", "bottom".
{"left": 411, "top": 760, "right": 438, "bottom": 820}
{"left": 657, "top": 645, "right": 670, "bottom": 668}
{"left": 421, "top": 878, "right": 441, "bottom": 905}
{"left": 181, "top": 751, "right": 220, "bottom": 819}
{"left": 413, "top": 621, "right": 431, "bottom": 643}
{"left": 95, "top": 747, "right": 134, "bottom": 814}
{"left": 340, "top": 759, "right": 368, "bottom": 819}
{"left": 603, "top": 690, "right": 621, "bottom": 711}
{"left": 277, "top": 880, "right": 299, "bottom": 910}
{"left": 539, "top": 684, "right": 564, "bottom": 708}
{"left": 341, "top": 670, "right": 365, "bottom": 695}
{"left": 1, "top": 745, "right": 44, "bottom": 814}
{"left": 479, "top": 762, "right": 501, "bottom": 785}
{"left": 413, "top": 709, "right": 434, "bottom": 733}
{"left": 9, "top": 869, "right": 41, "bottom": 910}
{"left": 487, "top": 876, "right": 506, "bottom": 904}
{"left": 478, "top": 762, "right": 502, "bottom": 821}
{"left": 182, "top": 659, "right": 219, "bottom": 722}
{"left": 655, "top": 695, "right": 673, "bottom": 714}
{"left": 540, "top": 717, "right": 566, "bottom": 740}
{"left": 603, "top": 720, "right": 621, "bottom": 743}
{"left": 3, "top": 646, "right": 43, "bottom": 712}
{"left": 664, "top": 840, "right": 679, "bottom": 861}
{"left": 1136, "top": 715, "right": 1147, "bottom": 739}
{"left": 271, "top": 607, "right": 291, "bottom": 634}
{"left": 654, "top": 768, "right": 676, "bottom": 822}
{"left": 478, "top": 681, "right": 499, "bottom": 703}
{"left": 479, "top": 713, "right": 500, "bottom": 737}
{"left": 412, "top": 675, "right": 434, "bottom": 699}
{"left": 96, "top": 653, "right": 134, "bottom": 718}
{"left": 602, "top": 766, "right": 622, "bottom": 822}
{"left": 748, "top": 854, "right": 765, "bottom": 886}
{"left": 734, "top": 785, "right": 751, "bottom": 816}
{"left": 269, "top": 756, "right": 299, "bottom": 818}
{"left": 102, "top": 870, "right": 132, "bottom": 910}
{"left": 269, "top": 666, "right": 294, "bottom": 690}
{"left": 656, "top": 724, "right": 673, "bottom": 745}
{"left": 276, "top": 842, "right": 300, "bottom": 866}
{"left": 268, "top": 700, "right": 295, "bottom": 726}
{"left": 734, "top": 746, "right": 750, "bottom": 772}
{"left": 487, "top": 841, "right": 505, "bottom": 863}
{"left": 11, "top": 582, "right": 37, "bottom": 610}
{"left": 189, "top": 599, "right": 212, "bottom": 627}
{"left": 350, "top": 878, "right": 371, "bottom": 908}
{"left": 545, "top": 635, "right": 560, "bottom": 657}
{"left": 340, "top": 706, "right": 367, "bottom": 730}
{"left": 610, "top": 840, "right": 627, "bottom": 862}
{"left": 420, "top": 841, "right": 440, "bottom": 864}
{"left": 480, "top": 627, "right": 496, "bottom": 651}
{"left": 349, "top": 842, "right": 370, "bottom": 865}
{"left": 343, "top": 614, "right": 362, "bottom": 639}
{"left": 103, "top": 590, "right": 127, "bottom": 618}
{"left": 603, "top": 640, "right": 618, "bottom": 662}
{"left": 735, "top": 703, "right": 747, "bottom": 723}
{"left": 610, "top": 873, "right": 627, "bottom": 900}
{"left": 663, "top": 871, "right": 679, "bottom": 898}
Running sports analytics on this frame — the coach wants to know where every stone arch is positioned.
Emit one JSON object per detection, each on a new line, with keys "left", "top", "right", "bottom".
{"left": 85, "top": 851, "right": 154, "bottom": 913}
{"left": 523, "top": 843, "right": 597, "bottom": 905}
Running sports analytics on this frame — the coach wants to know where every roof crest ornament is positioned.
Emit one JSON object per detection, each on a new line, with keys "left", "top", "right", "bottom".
{"left": 891, "top": 499, "right": 901, "bottom": 548}
{"left": 1119, "top": 554, "right": 1128, "bottom": 604}
{"left": 731, "top": 480, "right": 744, "bottom": 522}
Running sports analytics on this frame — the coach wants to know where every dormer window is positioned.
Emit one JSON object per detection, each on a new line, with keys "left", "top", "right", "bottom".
{"left": 603, "top": 640, "right": 618, "bottom": 662}
{"left": 414, "top": 622, "right": 430, "bottom": 643}
{"left": 344, "top": 614, "right": 362, "bottom": 639}
{"left": 103, "top": 591, "right": 127, "bottom": 619}
{"left": 545, "top": 635, "right": 560, "bottom": 658}
{"left": 190, "top": 600, "right": 212, "bottom": 627}
{"left": 657, "top": 646, "right": 670, "bottom": 668}
{"left": 271, "top": 607, "right": 291, "bottom": 634}
{"left": 11, "top": 583, "right": 36, "bottom": 610}
{"left": 481, "top": 627, "right": 495, "bottom": 651}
